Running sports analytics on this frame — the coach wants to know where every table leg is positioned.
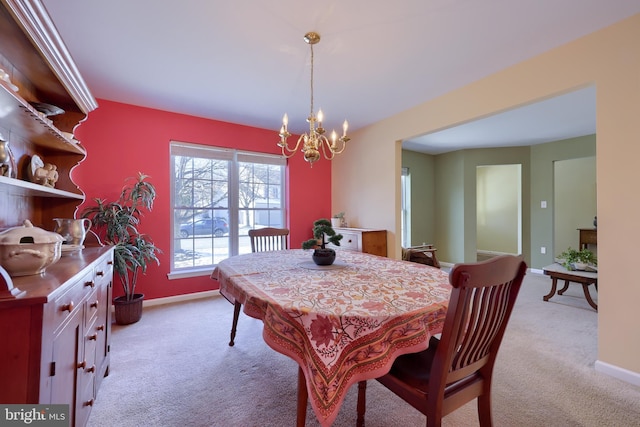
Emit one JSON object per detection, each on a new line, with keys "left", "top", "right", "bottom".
{"left": 297, "top": 366, "right": 308, "bottom": 427}
{"left": 558, "top": 280, "right": 570, "bottom": 295}
{"left": 543, "top": 277, "right": 558, "bottom": 301}
{"left": 581, "top": 284, "right": 598, "bottom": 311}
{"left": 357, "top": 381, "right": 367, "bottom": 427}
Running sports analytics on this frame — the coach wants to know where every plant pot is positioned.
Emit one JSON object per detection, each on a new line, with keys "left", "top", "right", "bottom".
{"left": 331, "top": 218, "right": 342, "bottom": 228}
{"left": 312, "top": 248, "right": 336, "bottom": 266}
{"left": 113, "top": 293, "right": 144, "bottom": 325}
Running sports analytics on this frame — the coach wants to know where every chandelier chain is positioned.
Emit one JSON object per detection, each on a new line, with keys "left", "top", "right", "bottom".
{"left": 309, "top": 43, "right": 314, "bottom": 119}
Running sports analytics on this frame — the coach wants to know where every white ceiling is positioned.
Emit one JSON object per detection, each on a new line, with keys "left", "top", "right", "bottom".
{"left": 41, "top": 0, "right": 639, "bottom": 154}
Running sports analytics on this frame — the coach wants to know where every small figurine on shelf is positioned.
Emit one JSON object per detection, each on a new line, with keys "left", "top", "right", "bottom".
{"left": 27, "top": 154, "right": 57, "bottom": 187}
{"left": 44, "top": 163, "right": 58, "bottom": 188}
{"left": 0, "top": 134, "right": 17, "bottom": 178}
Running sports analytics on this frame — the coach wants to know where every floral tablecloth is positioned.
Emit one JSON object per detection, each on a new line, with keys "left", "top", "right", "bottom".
{"left": 212, "top": 249, "right": 451, "bottom": 426}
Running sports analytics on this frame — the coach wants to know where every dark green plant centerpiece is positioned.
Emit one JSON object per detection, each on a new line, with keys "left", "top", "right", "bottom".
{"left": 557, "top": 247, "right": 597, "bottom": 271}
{"left": 81, "top": 173, "right": 161, "bottom": 324}
{"left": 302, "top": 218, "right": 343, "bottom": 265}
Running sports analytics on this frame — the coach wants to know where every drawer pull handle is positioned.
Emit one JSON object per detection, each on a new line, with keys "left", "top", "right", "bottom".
{"left": 348, "top": 239, "right": 352, "bottom": 243}
{"left": 77, "top": 361, "right": 86, "bottom": 369}
{"left": 96, "top": 270, "right": 105, "bottom": 277}
{"left": 88, "top": 333, "right": 98, "bottom": 341}
{"left": 107, "top": 260, "right": 113, "bottom": 265}
{"left": 97, "top": 324, "right": 105, "bottom": 331}
{"left": 90, "top": 300, "right": 99, "bottom": 309}
{"left": 86, "top": 365, "right": 96, "bottom": 373}
{"left": 61, "top": 302, "right": 74, "bottom": 312}
{"left": 85, "top": 280, "right": 95, "bottom": 288}
{"left": 85, "top": 399, "right": 94, "bottom": 407}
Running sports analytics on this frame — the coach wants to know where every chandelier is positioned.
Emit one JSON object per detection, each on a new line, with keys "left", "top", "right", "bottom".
{"left": 278, "top": 32, "right": 349, "bottom": 166}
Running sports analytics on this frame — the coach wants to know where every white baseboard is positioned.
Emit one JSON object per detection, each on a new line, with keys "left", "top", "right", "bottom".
{"left": 595, "top": 360, "right": 640, "bottom": 387}
{"left": 110, "top": 291, "right": 221, "bottom": 314}
{"left": 476, "top": 249, "right": 512, "bottom": 257}
{"left": 142, "top": 290, "right": 220, "bottom": 307}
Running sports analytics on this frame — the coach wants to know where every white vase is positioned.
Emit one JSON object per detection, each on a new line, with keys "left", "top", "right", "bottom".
{"left": 331, "top": 218, "right": 342, "bottom": 228}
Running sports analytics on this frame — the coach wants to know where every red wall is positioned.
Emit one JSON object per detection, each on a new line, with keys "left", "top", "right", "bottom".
{"left": 74, "top": 99, "right": 331, "bottom": 300}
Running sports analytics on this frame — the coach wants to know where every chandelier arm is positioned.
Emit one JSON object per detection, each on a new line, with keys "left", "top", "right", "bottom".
{"left": 317, "top": 135, "right": 335, "bottom": 160}
{"left": 279, "top": 134, "right": 306, "bottom": 158}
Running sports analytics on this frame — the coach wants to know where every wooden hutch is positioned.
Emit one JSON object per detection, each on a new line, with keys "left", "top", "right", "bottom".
{"left": 0, "top": 1, "right": 113, "bottom": 426}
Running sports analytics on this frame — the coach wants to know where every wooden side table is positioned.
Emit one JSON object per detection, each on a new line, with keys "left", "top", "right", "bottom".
{"left": 542, "top": 263, "right": 598, "bottom": 310}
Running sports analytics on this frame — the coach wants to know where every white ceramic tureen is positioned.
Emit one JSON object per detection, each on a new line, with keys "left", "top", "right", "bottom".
{"left": 0, "top": 220, "right": 64, "bottom": 276}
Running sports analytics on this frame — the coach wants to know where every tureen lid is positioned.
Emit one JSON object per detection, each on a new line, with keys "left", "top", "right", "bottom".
{"left": 0, "top": 220, "right": 64, "bottom": 244}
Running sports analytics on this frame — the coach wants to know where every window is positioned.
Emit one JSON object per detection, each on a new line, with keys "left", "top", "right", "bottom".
{"left": 401, "top": 167, "right": 411, "bottom": 248}
{"left": 170, "top": 141, "right": 286, "bottom": 276}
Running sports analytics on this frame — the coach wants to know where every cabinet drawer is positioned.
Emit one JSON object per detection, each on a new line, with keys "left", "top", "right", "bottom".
{"left": 85, "top": 288, "right": 100, "bottom": 327}
{"left": 52, "top": 271, "right": 94, "bottom": 332}
{"left": 94, "top": 255, "right": 113, "bottom": 283}
{"left": 339, "top": 232, "right": 361, "bottom": 251}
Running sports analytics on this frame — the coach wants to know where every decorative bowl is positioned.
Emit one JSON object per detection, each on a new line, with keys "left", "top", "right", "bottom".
{"left": 0, "top": 220, "right": 64, "bottom": 276}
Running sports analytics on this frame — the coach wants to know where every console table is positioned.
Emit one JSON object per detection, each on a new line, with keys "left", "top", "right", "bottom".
{"left": 542, "top": 263, "right": 598, "bottom": 310}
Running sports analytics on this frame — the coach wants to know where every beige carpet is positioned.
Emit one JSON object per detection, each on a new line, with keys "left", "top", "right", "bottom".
{"left": 87, "top": 271, "right": 640, "bottom": 427}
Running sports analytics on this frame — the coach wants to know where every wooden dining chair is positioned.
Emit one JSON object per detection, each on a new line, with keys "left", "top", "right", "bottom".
{"left": 402, "top": 244, "right": 441, "bottom": 268}
{"left": 227, "top": 227, "right": 289, "bottom": 346}
{"left": 356, "top": 254, "right": 527, "bottom": 427}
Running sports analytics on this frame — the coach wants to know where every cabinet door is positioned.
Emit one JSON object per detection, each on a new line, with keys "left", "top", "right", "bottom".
{"left": 94, "top": 256, "right": 113, "bottom": 387}
{"left": 50, "top": 307, "right": 83, "bottom": 427}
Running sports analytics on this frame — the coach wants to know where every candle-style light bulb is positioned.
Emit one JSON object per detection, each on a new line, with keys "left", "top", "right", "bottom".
{"left": 331, "top": 130, "right": 337, "bottom": 147}
{"left": 317, "top": 109, "right": 324, "bottom": 125}
{"left": 282, "top": 113, "right": 288, "bottom": 130}
{"left": 342, "top": 120, "right": 349, "bottom": 136}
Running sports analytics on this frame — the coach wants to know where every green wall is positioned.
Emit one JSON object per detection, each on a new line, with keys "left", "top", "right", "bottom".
{"left": 401, "top": 151, "right": 435, "bottom": 246}
{"left": 530, "top": 135, "right": 596, "bottom": 267}
{"left": 402, "top": 133, "right": 595, "bottom": 268}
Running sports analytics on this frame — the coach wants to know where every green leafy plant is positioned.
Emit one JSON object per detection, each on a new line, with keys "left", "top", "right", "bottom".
{"left": 302, "top": 218, "right": 343, "bottom": 249}
{"left": 557, "top": 247, "right": 597, "bottom": 270}
{"left": 81, "top": 173, "right": 161, "bottom": 301}
{"left": 332, "top": 211, "right": 345, "bottom": 219}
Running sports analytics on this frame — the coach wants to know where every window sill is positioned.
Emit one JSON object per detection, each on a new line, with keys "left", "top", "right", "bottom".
{"left": 167, "top": 267, "right": 216, "bottom": 280}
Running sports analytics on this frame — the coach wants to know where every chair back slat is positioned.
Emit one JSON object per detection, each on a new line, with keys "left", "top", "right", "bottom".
{"left": 432, "top": 255, "right": 526, "bottom": 386}
{"left": 248, "top": 227, "right": 289, "bottom": 253}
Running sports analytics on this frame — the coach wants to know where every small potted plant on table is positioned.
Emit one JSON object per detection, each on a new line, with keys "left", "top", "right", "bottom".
{"left": 82, "top": 173, "right": 161, "bottom": 325}
{"left": 557, "top": 247, "right": 597, "bottom": 271}
{"left": 302, "top": 218, "right": 343, "bottom": 265}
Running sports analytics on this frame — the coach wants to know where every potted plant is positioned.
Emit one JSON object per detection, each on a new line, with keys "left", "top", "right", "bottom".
{"left": 302, "top": 218, "right": 343, "bottom": 265}
{"left": 557, "top": 247, "right": 597, "bottom": 271}
{"left": 331, "top": 212, "right": 345, "bottom": 228}
{"left": 81, "top": 173, "right": 161, "bottom": 325}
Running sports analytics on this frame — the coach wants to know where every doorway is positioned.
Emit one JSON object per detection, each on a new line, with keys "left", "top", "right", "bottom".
{"left": 476, "top": 164, "right": 522, "bottom": 261}
{"left": 553, "top": 156, "right": 597, "bottom": 257}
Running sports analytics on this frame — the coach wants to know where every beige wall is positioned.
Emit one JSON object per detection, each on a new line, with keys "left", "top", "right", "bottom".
{"left": 332, "top": 14, "right": 640, "bottom": 380}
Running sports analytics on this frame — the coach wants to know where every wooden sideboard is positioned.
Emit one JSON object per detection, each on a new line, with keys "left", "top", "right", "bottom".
{"left": 0, "top": 247, "right": 114, "bottom": 427}
{"left": 0, "top": 2, "right": 107, "bottom": 426}
{"left": 578, "top": 228, "right": 597, "bottom": 250}
{"left": 329, "top": 227, "right": 387, "bottom": 257}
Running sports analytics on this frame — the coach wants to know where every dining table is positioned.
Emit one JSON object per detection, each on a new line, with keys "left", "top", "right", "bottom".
{"left": 212, "top": 249, "right": 451, "bottom": 427}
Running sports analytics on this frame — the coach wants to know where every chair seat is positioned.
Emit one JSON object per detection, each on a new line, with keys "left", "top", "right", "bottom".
{"left": 388, "top": 336, "right": 439, "bottom": 389}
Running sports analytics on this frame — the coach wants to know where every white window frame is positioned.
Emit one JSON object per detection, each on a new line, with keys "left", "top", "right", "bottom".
{"left": 168, "top": 141, "right": 286, "bottom": 279}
